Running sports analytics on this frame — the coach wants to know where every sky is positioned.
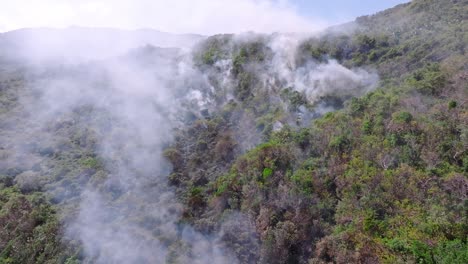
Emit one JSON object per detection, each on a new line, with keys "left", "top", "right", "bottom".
{"left": 295, "top": 0, "right": 410, "bottom": 23}
{"left": 0, "top": 0, "right": 410, "bottom": 35}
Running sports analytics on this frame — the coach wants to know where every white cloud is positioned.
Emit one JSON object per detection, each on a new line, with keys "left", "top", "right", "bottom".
{"left": 0, "top": 0, "right": 325, "bottom": 34}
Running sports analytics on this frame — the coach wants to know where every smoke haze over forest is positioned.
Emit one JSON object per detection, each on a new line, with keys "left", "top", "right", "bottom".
{"left": 0, "top": 0, "right": 466, "bottom": 263}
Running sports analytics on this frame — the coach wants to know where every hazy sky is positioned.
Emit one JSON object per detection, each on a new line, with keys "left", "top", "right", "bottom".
{"left": 295, "top": 0, "right": 410, "bottom": 23}
{"left": 0, "top": 0, "right": 410, "bottom": 34}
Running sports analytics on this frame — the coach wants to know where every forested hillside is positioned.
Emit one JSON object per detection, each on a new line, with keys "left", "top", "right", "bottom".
{"left": 0, "top": 0, "right": 466, "bottom": 263}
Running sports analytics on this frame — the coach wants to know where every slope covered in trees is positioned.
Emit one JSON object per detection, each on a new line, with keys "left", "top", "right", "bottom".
{"left": 0, "top": 0, "right": 466, "bottom": 263}
{"left": 168, "top": 0, "right": 468, "bottom": 262}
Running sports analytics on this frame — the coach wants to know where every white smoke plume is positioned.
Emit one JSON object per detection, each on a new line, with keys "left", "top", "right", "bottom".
{"left": 0, "top": 42, "right": 238, "bottom": 262}
{"left": 267, "top": 34, "right": 379, "bottom": 104}
{"left": 0, "top": 29, "right": 379, "bottom": 264}
{"left": 0, "top": 0, "right": 325, "bottom": 35}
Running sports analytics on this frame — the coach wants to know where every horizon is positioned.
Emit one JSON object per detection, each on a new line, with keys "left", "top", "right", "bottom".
{"left": 0, "top": 26, "right": 207, "bottom": 36}
{"left": 0, "top": 0, "right": 411, "bottom": 35}
{"left": 1, "top": 0, "right": 467, "bottom": 263}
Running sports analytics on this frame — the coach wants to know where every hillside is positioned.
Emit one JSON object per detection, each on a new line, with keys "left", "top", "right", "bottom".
{"left": 0, "top": 27, "right": 204, "bottom": 61}
{"left": 0, "top": 0, "right": 467, "bottom": 263}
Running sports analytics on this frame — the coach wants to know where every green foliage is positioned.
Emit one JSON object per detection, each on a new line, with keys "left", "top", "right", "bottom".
{"left": 362, "top": 118, "right": 373, "bottom": 134}
{"left": 290, "top": 168, "right": 314, "bottom": 195}
{"left": 262, "top": 167, "right": 273, "bottom": 180}
{"left": 182, "top": 2, "right": 468, "bottom": 259}
{"left": 406, "top": 63, "right": 447, "bottom": 95}
{"left": 280, "top": 88, "right": 308, "bottom": 111}
{"left": 328, "top": 135, "right": 350, "bottom": 152}
{"left": 433, "top": 240, "right": 468, "bottom": 264}
{"left": 354, "top": 34, "right": 377, "bottom": 53}
{"left": 79, "top": 157, "right": 99, "bottom": 169}
{"left": 392, "top": 111, "right": 413, "bottom": 124}
{"left": 0, "top": 188, "right": 76, "bottom": 263}
{"left": 448, "top": 100, "right": 457, "bottom": 109}
{"left": 194, "top": 35, "right": 232, "bottom": 66}
{"left": 1, "top": 0, "right": 467, "bottom": 263}
{"left": 202, "top": 47, "right": 218, "bottom": 65}
{"left": 235, "top": 72, "right": 255, "bottom": 100}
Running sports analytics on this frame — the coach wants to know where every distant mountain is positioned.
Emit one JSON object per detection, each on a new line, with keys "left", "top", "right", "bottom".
{"left": 0, "top": 27, "right": 205, "bottom": 61}
{"left": 0, "top": 0, "right": 467, "bottom": 263}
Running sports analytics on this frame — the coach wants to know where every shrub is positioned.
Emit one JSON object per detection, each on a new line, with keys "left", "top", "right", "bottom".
{"left": 448, "top": 100, "right": 457, "bottom": 109}
{"left": 406, "top": 63, "right": 447, "bottom": 95}
{"left": 392, "top": 111, "right": 413, "bottom": 124}
{"left": 14, "top": 171, "right": 42, "bottom": 193}
{"left": 80, "top": 157, "right": 100, "bottom": 169}
{"left": 262, "top": 167, "right": 273, "bottom": 180}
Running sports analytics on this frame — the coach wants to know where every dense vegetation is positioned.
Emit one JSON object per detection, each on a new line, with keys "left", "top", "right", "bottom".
{"left": 0, "top": 0, "right": 467, "bottom": 263}
{"left": 169, "top": 0, "right": 468, "bottom": 263}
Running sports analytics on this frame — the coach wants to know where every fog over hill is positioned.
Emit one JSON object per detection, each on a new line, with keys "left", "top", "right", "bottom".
{"left": 0, "top": 0, "right": 466, "bottom": 263}
{"left": 0, "top": 27, "right": 205, "bottom": 61}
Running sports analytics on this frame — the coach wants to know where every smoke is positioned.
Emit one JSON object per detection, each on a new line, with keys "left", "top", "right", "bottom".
{"left": 0, "top": 42, "right": 238, "bottom": 263}
{"left": 195, "top": 33, "right": 378, "bottom": 143}
{"left": 0, "top": 0, "right": 325, "bottom": 35}
{"left": 0, "top": 28, "right": 204, "bottom": 62}
{"left": 54, "top": 52, "right": 238, "bottom": 263}
{"left": 267, "top": 34, "right": 378, "bottom": 104}
{"left": 0, "top": 28, "right": 379, "bottom": 263}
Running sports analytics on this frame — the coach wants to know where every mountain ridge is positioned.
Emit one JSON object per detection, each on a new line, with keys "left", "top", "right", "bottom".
{"left": 0, "top": 26, "right": 205, "bottom": 62}
{"left": 0, "top": 0, "right": 466, "bottom": 263}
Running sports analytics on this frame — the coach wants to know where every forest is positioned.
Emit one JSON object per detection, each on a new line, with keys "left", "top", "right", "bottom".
{"left": 0, "top": 0, "right": 466, "bottom": 263}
